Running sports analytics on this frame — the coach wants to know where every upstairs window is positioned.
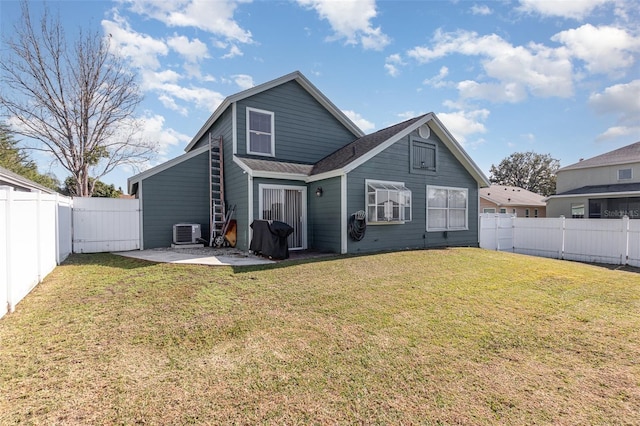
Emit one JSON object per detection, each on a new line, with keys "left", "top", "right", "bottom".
{"left": 247, "top": 107, "right": 275, "bottom": 156}
{"left": 618, "top": 168, "right": 632, "bottom": 180}
{"left": 366, "top": 180, "right": 412, "bottom": 223}
{"left": 427, "top": 186, "right": 468, "bottom": 231}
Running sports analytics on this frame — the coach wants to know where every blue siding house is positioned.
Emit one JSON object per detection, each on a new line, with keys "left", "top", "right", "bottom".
{"left": 128, "top": 71, "right": 490, "bottom": 254}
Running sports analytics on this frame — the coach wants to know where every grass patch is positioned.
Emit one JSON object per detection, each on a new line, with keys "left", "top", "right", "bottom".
{"left": 1, "top": 248, "right": 639, "bottom": 424}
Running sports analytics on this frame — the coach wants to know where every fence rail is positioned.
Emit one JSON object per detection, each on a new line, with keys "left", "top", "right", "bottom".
{"left": 1, "top": 189, "right": 139, "bottom": 319}
{"left": 479, "top": 214, "right": 640, "bottom": 267}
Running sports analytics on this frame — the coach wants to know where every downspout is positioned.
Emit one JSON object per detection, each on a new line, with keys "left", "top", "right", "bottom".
{"left": 341, "top": 174, "right": 348, "bottom": 254}
{"left": 247, "top": 173, "right": 253, "bottom": 250}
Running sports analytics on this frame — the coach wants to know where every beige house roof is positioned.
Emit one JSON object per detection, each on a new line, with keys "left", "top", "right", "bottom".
{"left": 480, "top": 185, "right": 546, "bottom": 207}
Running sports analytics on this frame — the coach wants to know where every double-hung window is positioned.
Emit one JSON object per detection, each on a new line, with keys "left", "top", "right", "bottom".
{"left": 247, "top": 107, "right": 275, "bottom": 156}
{"left": 426, "top": 186, "right": 468, "bottom": 231}
{"left": 366, "top": 180, "right": 412, "bottom": 223}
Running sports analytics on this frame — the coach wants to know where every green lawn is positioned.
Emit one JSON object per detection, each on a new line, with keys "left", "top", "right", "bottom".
{"left": 1, "top": 248, "right": 639, "bottom": 424}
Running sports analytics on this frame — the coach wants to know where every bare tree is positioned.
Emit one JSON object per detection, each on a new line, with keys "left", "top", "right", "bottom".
{"left": 0, "top": 1, "right": 155, "bottom": 196}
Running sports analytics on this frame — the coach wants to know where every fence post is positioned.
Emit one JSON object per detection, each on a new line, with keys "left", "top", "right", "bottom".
{"left": 511, "top": 214, "right": 516, "bottom": 252}
{"left": 560, "top": 215, "right": 565, "bottom": 260}
{"left": 5, "top": 188, "right": 13, "bottom": 313}
{"left": 494, "top": 214, "right": 500, "bottom": 251}
{"left": 623, "top": 215, "right": 630, "bottom": 265}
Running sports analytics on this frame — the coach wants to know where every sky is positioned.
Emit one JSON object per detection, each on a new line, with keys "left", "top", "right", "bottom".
{"left": 1, "top": 0, "right": 639, "bottom": 193}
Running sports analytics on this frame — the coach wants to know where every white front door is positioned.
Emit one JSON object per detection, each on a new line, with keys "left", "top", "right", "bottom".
{"left": 259, "top": 184, "right": 307, "bottom": 250}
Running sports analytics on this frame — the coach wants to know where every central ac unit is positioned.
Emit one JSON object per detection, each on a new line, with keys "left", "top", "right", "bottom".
{"left": 173, "top": 223, "right": 201, "bottom": 244}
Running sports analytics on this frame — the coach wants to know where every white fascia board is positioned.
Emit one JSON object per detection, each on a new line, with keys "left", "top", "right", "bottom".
{"left": 294, "top": 73, "right": 364, "bottom": 138}
{"left": 428, "top": 114, "right": 490, "bottom": 187}
{"left": 232, "top": 156, "right": 253, "bottom": 175}
{"left": 545, "top": 191, "right": 640, "bottom": 201}
{"left": 184, "top": 101, "right": 230, "bottom": 152}
{"left": 343, "top": 115, "right": 433, "bottom": 174}
{"left": 232, "top": 157, "right": 307, "bottom": 181}
{"left": 252, "top": 171, "right": 308, "bottom": 181}
{"left": 232, "top": 102, "right": 237, "bottom": 155}
{"left": 185, "top": 71, "right": 364, "bottom": 152}
{"left": 341, "top": 174, "right": 348, "bottom": 254}
{"left": 128, "top": 145, "right": 210, "bottom": 193}
{"left": 306, "top": 169, "right": 345, "bottom": 183}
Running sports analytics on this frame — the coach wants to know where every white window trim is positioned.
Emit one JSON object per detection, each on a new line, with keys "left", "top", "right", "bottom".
{"left": 366, "top": 179, "right": 412, "bottom": 224}
{"left": 618, "top": 168, "right": 632, "bottom": 180}
{"left": 246, "top": 107, "right": 275, "bottom": 157}
{"left": 426, "top": 185, "right": 469, "bottom": 231}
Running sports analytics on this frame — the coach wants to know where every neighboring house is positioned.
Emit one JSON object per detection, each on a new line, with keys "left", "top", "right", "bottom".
{"left": 128, "top": 71, "right": 490, "bottom": 254}
{"left": 0, "top": 166, "right": 58, "bottom": 194}
{"left": 480, "top": 185, "right": 546, "bottom": 217}
{"left": 546, "top": 141, "right": 640, "bottom": 218}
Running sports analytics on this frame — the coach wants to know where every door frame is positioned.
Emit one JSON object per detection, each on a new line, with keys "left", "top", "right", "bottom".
{"left": 258, "top": 183, "right": 307, "bottom": 250}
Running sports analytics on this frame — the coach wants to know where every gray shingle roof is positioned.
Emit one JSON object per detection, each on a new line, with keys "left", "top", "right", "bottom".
{"left": 234, "top": 157, "right": 314, "bottom": 175}
{"left": 311, "top": 115, "right": 427, "bottom": 175}
{"left": 556, "top": 182, "right": 640, "bottom": 196}
{"left": 559, "top": 140, "right": 640, "bottom": 171}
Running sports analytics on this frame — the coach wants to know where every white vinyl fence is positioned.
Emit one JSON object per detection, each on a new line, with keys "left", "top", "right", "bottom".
{"left": 73, "top": 197, "right": 140, "bottom": 253}
{"left": 1, "top": 189, "right": 72, "bottom": 318}
{"left": 1, "top": 190, "right": 139, "bottom": 319}
{"left": 480, "top": 214, "right": 640, "bottom": 267}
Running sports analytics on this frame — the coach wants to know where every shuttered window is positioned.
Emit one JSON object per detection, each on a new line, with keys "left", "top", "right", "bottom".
{"left": 410, "top": 138, "right": 437, "bottom": 173}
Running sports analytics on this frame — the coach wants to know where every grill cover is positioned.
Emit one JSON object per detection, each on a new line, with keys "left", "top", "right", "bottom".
{"left": 250, "top": 220, "right": 294, "bottom": 260}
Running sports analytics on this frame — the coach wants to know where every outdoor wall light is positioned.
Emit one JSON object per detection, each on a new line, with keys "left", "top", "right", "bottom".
{"left": 315, "top": 187, "right": 323, "bottom": 197}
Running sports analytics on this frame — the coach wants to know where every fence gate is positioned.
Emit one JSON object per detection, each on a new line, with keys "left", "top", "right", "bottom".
{"left": 72, "top": 198, "right": 140, "bottom": 253}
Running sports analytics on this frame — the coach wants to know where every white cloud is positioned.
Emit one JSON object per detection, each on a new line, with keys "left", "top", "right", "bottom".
{"left": 137, "top": 114, "right": 192, "bottom": 155}
{"left": 139, "top": 70, "right": 226, "bottom": 114}
{"left": 552, "top": 24, "right": 640, "bottom": 76}
{"left": 296, "top": 0, "right": 390, "bottom": 50}
{"left": 407, "top": 29, "right": 574, "bottom": 102}
{"left": 120, "top": 0, "right": 253, "bottom": 43}
{"left": 517, "top": 0, "right": 612, "bottom": 20}
{"left": 590, "top": 80, "right": 640, "bottom": 123}
{"left": 457, "top": 80, "right": 527, "bottom": 103}
{"left": 102, "top": 14, "right": 168, "bottom": 69}
{"left": 470, "top": 4, "right": 492, "bottom": 16}
{"left": 589, "top": 80, "right": 640, "bottom": 140}
{"left": 342, "top": 110, "right": 375, "bottom": 132}
{"left": 436, "top": 109, "right": 490, "bottom": 144}
{"left": 167, "top": 34, "right": 209, "bottom": 62}
{"left": 233, "top": 74, "right": 255, "bottom": 90}
{"left": 384, "top": 53, "right": 404, "bottom": 77}
{"left": 595, "top": 125, "right": 640, "bottom": 141}
{"left": 222, "top": 45, "right": 243, "bottom": 59}
{"left": 590, "top": 80, "right": 640, "bottom": 141}
{"left": 423, "top": 66, "right": 450, "bottom": 88}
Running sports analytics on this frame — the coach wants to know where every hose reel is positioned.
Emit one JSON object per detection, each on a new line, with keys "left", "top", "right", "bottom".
{"left": 348, "top": 210, "right": 367, "bottom": 241}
